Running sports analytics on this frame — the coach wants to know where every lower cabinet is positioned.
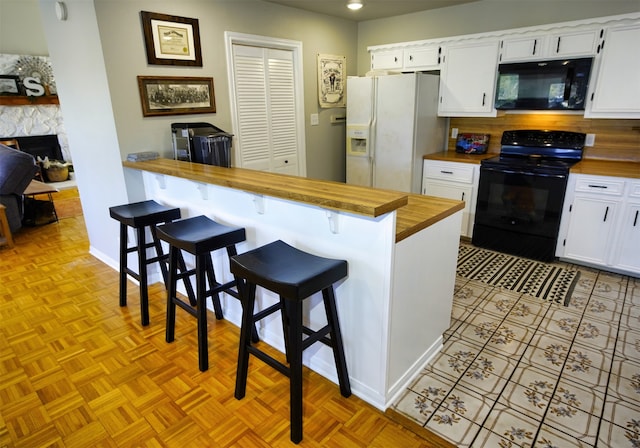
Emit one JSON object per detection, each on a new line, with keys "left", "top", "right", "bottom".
{"left": 422, "top": 160, "right": 478, "bottom": 237}
{"left": 558, "top": 174, "right": 640, "bottom": 275}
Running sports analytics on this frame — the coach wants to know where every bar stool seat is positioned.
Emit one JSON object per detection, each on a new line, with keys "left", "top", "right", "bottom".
{"left": 230, "top": 239, "right": 351, "bottom": 444}
{"left": 109, "top": 200, "right": 181, "bottom": 326}
{"left": 156, "top": 215, "right": 246, "bottom": 372}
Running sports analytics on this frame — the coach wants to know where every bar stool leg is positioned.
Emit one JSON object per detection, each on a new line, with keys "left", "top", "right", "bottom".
{"left": 136, "top": 226, "right": 150, "bottom": 326}
{"left": 118, "top": 223, "right": 128, "bottom": 307}
{"left": 289, "top": 299, "right": 304, "bottom": 444}
{"left": 322, "top": 287, "right": 352, "bottom": 397}
{"left": 149, "top": 223, "right": 169, "bottom": 285}
{"left": 166, "top": 246, "right": 179, "bottom": 343}
{"left": 196, "top": 253, "right": 209, "bottom": 372}
{"left": 205, "top": 255, "right": 224, "bottom": 320}
{"left": 235, "top": 282, "right": 257, "bottom": 399}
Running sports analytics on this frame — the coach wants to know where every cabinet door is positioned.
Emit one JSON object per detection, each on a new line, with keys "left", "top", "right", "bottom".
{"left": 547, "top": 29, "right": 598, "bottom": 57}
{"left": 423, "top": 181, "right": 473, "bottom": 237}
{"left": 499, "top": 35, "right": 546, "bottom": 62}
{"left": 371, "top": 49, "right": 403, "bottom": 70}
{"left": 615, "top": 203, "right": 640, "bottom": 273}
{"left": 404, "top": 45, "right": 442, "bottom": 70}
{"left": 586, "top": 23, "right": 640, "bottom": 119}
{"left": 438, "top": 40, "right": 499, "bottom": 117}
{"left": 564, "top": 196, "right": 618, "bottom": 265}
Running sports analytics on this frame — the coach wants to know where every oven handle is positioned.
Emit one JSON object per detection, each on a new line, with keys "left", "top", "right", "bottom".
{"left": 480, "top": 166, "right": 567, "bottom": 179}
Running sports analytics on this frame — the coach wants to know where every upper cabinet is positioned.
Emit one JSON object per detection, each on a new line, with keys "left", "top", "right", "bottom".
{"left": 586, "top": 21, "right": 640, "bottom": 119}
{"left": 370, "top": 49, "right": 403, "bottom": 71}
{"left": 546, "top": 29, "right": 599, "bottom": 58}
{"left": 403, "top": 45, "right": 443, "bottom": 71}
{"left": 370, "top": 43, "right": 443, "bottom": 72}
{"left": 499, "top": 34, "right": 547, "bottom": 62}
{"left": 438, "top": 40, "right": 499, "bottom": 117}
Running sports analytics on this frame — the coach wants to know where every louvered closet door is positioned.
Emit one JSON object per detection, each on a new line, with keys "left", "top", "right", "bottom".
{"left": 232, "top": 45, "right": 299, "bottom": 175}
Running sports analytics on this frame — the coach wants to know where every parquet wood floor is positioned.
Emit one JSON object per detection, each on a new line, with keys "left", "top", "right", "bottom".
{"left": 0, "top": 189, "right": 454, "bottom": 447}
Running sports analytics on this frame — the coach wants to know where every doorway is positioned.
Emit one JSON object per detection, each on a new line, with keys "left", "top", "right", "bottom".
{"left": 225, "top": 32, "right": 306, "bottom": 176}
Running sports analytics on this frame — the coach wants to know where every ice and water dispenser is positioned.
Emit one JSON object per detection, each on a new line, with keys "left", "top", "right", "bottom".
{"left": 346, "top": 125, "right": 369, "bottom": 157}
{"left": 171, "top": 122, "right": 233, "bottom": 167}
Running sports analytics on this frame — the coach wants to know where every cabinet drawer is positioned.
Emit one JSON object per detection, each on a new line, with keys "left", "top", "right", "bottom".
{"left": 574, "top": 176, "right": 625, "bottom": 196}
{"left": 423, "top": 162, "right": 474, "bottom": 183}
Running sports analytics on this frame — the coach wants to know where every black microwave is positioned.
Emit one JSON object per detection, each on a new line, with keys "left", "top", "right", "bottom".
{"left": 495, "top": 57, "right": 593, "bottom": 111}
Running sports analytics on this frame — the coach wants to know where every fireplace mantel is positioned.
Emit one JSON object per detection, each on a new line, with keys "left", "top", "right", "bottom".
{"left": 0, "top": 96, "right": 59, "bottom": 106}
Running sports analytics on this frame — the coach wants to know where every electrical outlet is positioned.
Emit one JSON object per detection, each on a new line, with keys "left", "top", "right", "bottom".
{"left": 451, "top": 128, "right": 458, "bottom": 138}
{"left": 310, "top": 113, "right": 319, "bottom": 126}
{"left": 585, "top": 133, "right": 596, "bottom": 146}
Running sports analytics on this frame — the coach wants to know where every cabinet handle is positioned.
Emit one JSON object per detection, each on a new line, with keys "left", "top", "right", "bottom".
{"left": 394, "top": 56, "right": 398, "bottom": 62}
{"left": 556, "top": 37, "right": 561, "bottom": 53}
{"left": 482, "top": 93, "right": 486, "bottom": 106}
{"left": 603, "top": 206, "right": 609, "bottom": 222}
{"left": 440, "top": 170, "right": 453, "bottom": 174}
{"left": 588, "top": 184, "right": 608, "bottom": 189}
{"left": 532, "top": 40, "right": 537, "bottom": 55}
{"left": 634, "top": 210, "right": 639, "bottom": 227}
{"left": 409, "top": 55, "right": 413, "bottom": 61}
{"left": 461, "top": 192, "right": 465, "bottom": 201}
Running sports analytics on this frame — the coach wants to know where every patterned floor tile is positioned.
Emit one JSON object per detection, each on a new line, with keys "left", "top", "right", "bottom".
{"left": 598, "top": 419, "right": 640, "bottom": 448}
{"left": 480, "top": 402, "right": 541, "bottom": 447}
{"left": 422, "top": 407, "right": 481, "bottom": 448}
{"left": 535, "top": 423, "right": 595, "bottom": 447}
{"left": 613, "top": 327, "right": 640, "bottom": 361}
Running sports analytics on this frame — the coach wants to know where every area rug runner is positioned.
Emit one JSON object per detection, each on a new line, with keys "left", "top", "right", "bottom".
{"left": 457, "top": 244, "right": 579, "bottom": 305}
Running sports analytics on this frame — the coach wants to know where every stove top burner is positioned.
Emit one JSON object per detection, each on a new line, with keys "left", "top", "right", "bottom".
{"left": 482, "top": 130, "right": 586, "bottom": 175}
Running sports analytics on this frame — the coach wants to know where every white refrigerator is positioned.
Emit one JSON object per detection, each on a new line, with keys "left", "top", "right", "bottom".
{"left": 346, "top": 73, "right": 445, "bottom": 193}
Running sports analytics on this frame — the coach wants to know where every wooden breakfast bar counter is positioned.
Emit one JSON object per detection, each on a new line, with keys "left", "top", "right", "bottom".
{"left": 123, "top": 158, "right": 463, "bottom": 410}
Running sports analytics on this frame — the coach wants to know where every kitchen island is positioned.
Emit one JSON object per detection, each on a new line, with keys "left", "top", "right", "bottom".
{"left": 123, "top": 158, "right": 463, "bottom": 410}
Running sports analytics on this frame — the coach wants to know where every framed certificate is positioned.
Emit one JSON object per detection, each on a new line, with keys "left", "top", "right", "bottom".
{"left": 140, "top": 11, "right": 202, "bottom": 66}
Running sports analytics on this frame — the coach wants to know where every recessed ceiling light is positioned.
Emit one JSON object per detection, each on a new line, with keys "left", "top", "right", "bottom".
{"left": 347, "top": 0, "right": 363, "bottom": 11}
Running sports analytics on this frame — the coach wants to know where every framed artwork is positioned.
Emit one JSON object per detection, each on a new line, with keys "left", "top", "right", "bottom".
{"left": 140, "top": 11, "right": 202, "bottom": 66}
{"left": 317, "top": 54, "right": 346, "bottom": 108}
{"left": 137, "top": 76, "right": 215, "bottom": 117}
{"left": 0, "top": 75, "right": 22, "bottom": 95}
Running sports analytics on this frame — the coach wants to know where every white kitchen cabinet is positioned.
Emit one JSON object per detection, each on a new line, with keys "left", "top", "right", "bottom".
{"left": 547, "top": 28, "right": 599, "bottom": 58}
{"left": 613, "top": 181, "right": 640, "bottom": 273}
{"left": 563, "top": 195, "right": 620, "bottom": 265}
{"left": 438, "top": 40, "right": 499, "bottom": 117}
{"left": 499, "top": 34, "right": 547, "bottom": 62}
{"left": 403, "top": 45, "right": 443, "bottom": 71}
{"left": 370, "top": 49, "right": 403, "bottom": 71}
{"left": 558, "top": 174, "right": 640, "bottom": 275}
{"left": 422, "top": 160, "right": 478, "bottom": 237}
{"left": 586, "top": 22, "right": 640, "bottom": 119}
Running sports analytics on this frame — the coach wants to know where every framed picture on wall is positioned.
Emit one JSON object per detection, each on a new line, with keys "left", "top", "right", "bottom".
{"left": 140, "top": 11, "right": 202, "bottom": 66}
{"left": 317, "top": 54, "right": 346, "bottom": 108}
{"left": 0, "top": 75, "right": 22, "bottom": 95}
{"left": 137, "top": 76, "right": 215, "bottom": 117}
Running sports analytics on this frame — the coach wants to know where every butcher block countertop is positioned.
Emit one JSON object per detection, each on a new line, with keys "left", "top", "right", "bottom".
{"left": 424, "top": 151, "right": 640, "bottom": 178}
{"left": 123, "top": 158, "right": 464, "bottom": 243}
{"left": 570, "top": 159, "right": 640, "bottom": 179}
{"left": 423, "top": 151, "right": 495, "bottom": 164}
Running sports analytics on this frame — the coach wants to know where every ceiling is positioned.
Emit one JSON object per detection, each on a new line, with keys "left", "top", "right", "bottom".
{"left": 261, "top": 0, "right": 481, "bottom": 21}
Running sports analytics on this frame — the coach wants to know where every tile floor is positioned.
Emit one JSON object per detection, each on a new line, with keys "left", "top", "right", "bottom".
{"left": 391, "top": 261, "right": 640, "bottom": 447}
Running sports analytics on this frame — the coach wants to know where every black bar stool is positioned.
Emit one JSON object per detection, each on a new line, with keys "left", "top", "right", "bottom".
{"left": 109, "top": 200, "right": 181, "bottom": 326}
{"left": 156, "top": 215, "right": 247, "bottom": 372}
{"left": 230, "top": 240, "right": 351, "bottom": 444}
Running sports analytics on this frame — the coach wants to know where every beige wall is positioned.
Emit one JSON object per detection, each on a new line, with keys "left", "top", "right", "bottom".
{"left": 356, "top": 0, "right": 640, "bottom": 74}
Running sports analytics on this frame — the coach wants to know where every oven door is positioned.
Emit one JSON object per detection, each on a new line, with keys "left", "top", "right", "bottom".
{"left": 472, "top": 165, "right": 568, "bottom": 260}
{"left": 475, "top": 166, "right": 568, "bottom": 236}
